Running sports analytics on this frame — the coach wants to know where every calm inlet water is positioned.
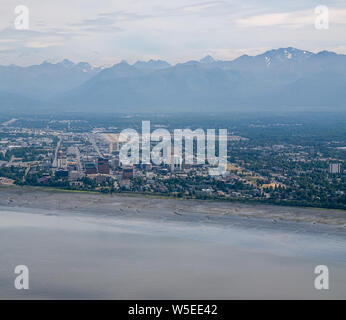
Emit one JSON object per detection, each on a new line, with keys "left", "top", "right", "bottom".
{"left": 0, "top": 206, "right": 345, "bottom": 299}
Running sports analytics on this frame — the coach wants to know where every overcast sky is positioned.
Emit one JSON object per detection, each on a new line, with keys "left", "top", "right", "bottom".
{"left": 1, "top": 0, "right": 346, "bottom": 66}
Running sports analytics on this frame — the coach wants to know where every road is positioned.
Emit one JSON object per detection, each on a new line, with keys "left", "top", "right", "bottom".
{"left": 2, "top": 118, "right": 18, "bottom": 126}
{"left": 88, "top": 134, "right": 103, "bottom": 158}
{"left": 52, "top": 137, "right": 62, "bottom": 168}
{"left": 6, "top": 155, "right": 15, "bottom": 167}
{"left": 22, "top": 165, "right": 31, "bottom": 182}
{"left": 74, "top": 146, "right": 83, "bottom": 172}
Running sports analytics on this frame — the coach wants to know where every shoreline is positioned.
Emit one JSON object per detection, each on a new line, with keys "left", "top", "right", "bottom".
{"left": 1, "top": 185, "right": 346, "bottom": 228}
{"left": 3, "top": 184, "right": 346, "bottom": 210}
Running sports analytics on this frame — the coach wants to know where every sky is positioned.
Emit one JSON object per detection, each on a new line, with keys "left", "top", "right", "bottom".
{"left": 0, "top": 0, "right": 346, "bottom": 66}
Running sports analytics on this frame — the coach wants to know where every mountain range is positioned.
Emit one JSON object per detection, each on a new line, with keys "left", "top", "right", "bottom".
{"left": 1, "top": 47, "right": 346, "bottom": 113}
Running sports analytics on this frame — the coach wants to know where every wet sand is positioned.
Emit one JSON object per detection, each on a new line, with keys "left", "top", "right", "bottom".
{"left": 1, "top": 186, "right": 346, "bottom": 227}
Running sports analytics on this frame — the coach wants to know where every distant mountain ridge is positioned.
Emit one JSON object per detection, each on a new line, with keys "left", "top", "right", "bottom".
{"left": 1, "top": 47, "right": 346, "bottom": 113}
{"left": 0, "top": 59, "right": 101, "bottom": 100}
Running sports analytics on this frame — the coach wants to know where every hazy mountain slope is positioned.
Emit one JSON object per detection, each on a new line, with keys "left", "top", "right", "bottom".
{"left": 59, "top": 48, "right": 346, "bottom": 112}
{"left": 0, "top": 59, "right": 100, "bottom": 100}
{"left": 133, "top": 59, "right": 171, "bottom": 72}
{"left": 60, "top": 61, "right": 245, "bottom": 112}
{"left": 0, "top": 90, "right": 46, "bottom": 113}
{"left": 1, "top": 48, "right": 346, "bottom": 113}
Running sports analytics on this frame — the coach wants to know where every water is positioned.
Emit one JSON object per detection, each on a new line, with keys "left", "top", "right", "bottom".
{"left": 0, "top": 207, "right": 345, "bottom": 299}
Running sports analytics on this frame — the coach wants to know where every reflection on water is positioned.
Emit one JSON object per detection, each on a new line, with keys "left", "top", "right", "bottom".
{"left": 0, "top": 208, "right": 345, "bottom": 299}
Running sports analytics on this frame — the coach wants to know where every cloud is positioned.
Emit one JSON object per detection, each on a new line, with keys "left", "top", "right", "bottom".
{"left": 25, "top": 40, "right": 64, "bottom": 48}
{"left": 181, "top": 1, "right": 225, "bottom": 13}
{"left": 206, "top": 47, "right": 272, "bottom": 60}
{"left": 68, "top": 10, "right": 159, "bottom": 33}
{"left": 236, "top": 7, "right": 346, "bottom": 29}
{"left": 236, "top": 10, "right": 313, "bottom": 29}
{"left": 0, "top": 27, "right": 76, "bottom": 51}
